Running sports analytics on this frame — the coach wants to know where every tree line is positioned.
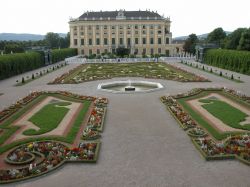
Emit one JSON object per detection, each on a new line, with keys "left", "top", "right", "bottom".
{"left": 0, "top": 48, "right": 77, "bottom": 80}
{"left": 0, "top": 32, "right": 70, "bottom": 54}
{"left": 183, "top": 27, "right": 250, "bottom": 54}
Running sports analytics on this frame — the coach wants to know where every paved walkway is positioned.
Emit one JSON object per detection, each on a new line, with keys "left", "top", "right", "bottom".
{"left": 0, "top": 60, "right": 250, "bottom": 187}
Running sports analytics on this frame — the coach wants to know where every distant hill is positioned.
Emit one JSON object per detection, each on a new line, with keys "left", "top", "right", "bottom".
{"left": 0, "top": 33, "right": 67, "bottom": 41}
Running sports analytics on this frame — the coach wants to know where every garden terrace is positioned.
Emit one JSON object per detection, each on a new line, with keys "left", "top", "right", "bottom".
{"left": 161, "top": 88, "right": 250, "bottom": 166}
{"left": 50, "top": 62, "right": 209, "bottom": 84}
{"left": 0, "top": 91, "right": 108, "bottom": 184}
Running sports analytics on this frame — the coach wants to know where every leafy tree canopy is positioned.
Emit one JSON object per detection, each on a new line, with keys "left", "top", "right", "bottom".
{"left": 207, "top": 27, "right": 226, "bottom": 46}
{"left": 183, "top": 33, "right": 198, "bottom": 54}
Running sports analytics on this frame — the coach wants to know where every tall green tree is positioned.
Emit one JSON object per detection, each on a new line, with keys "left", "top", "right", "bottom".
{"left": 225, "top": 28, "right": 247, "bottom": 49}
{"left": 207, "top": 27, "right": 226, "bottom": 46}
{"left": 237, "top": 28, "right": 250, "bottom": 51}
{"left": 183, "top": 33, "right": 198, "bottom": 54}
{"left": 44, "top": 32, "right": 60, "bottom": 49}
{"left": 59, "top": 32, "right": 70, "bottom": 48}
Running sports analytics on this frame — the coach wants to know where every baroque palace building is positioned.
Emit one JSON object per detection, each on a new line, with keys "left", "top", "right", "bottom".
{"left": 69, "top": 10, "right": 180, "bottom": 56}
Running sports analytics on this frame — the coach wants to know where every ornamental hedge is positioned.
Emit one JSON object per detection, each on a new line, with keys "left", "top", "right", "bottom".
{"left": 51, "top": 48, "right": 77, "bottom": 63}
{"left": 204, "top": 49, "right": 250, "bottom": 75}
{"left": 0, "top": 52, "right": 44, "bottom": 80}
{"left": 0, "top": 48, "right": 77, "bottom": 80}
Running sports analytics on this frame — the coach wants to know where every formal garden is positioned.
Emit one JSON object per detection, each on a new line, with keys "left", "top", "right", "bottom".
{"left": 0, "top": 91, "right": 108, "bottom": 183}
{"left": 161, "top": 88, "right": 250, "bottom": 165}
{"left": 49, "top": 62, "right": 209, "bottom": 84}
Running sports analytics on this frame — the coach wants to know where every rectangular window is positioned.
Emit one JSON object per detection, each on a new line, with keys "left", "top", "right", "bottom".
{"left": 96, "top": 38, "right": 100, "bottom": 45}
{"left": 104, "top": 49, "right": 108, "bottom": 53}
{"left": 88, "top": 26, "right": 92, "bottom": 30}
{"left": 166, "top": 38, "right": 169, "bottom": 44}
{"left": 142, "top": 25, "right": 146, "bottom": 29}
{"left": 104, "top": 25, "right": 107, "bottom": 29}
{"left": 135, "top": 25, "right": 138, "bottom": 29}
{"left": 143, "top": 48, "right": 146, "bottom": 54}
{"left": 135, "top": 31, "right": 139, "bottom": 34}
{"left": 74, "top": 39, "right": 77, "bottom": 46}
{"left": 142, "top": 30, "right": 146, "bottom": 34}
{"left": 104, "top": 38, "right": 108, "bottom": 45}
{"left": 165, "top": 50, "right": 170, "bottom": 56}
{"left": 80, "top": 32, "right": 84, "bottom": 36}
{"left": 127, "top": 38, "right": 131, "bottom": 46}
{"left": 81, "top": 49, "right": 84, "bottom": 54}
{"left": 134, "top": 48, "right": 138, "bottom": 54}
{"left": 89, "top": 49, "right": 92, "bottom": 55}
{"left": 158, "top": 30, "right": 162, "bottom": 34}
{"left": 96, "top": 25, "right": 99, "bottom": 30}
{"left": 80, "top": 26, "right": 84, "bottom": 30}
{"left": 89, "top": 39, "right": 92, "bottom": 45}
{"left": 97, "top": 49, "right": 100, "bottom": 54}
{"left": 158, "top": 48, "right": 161, "bottom": 54}
{"left": 158, "top": 38, "right": 161, "bottom": 44}
{"left": 112, "top": 38, "right": 115, "bottom": 45}
{"left": 150, "top": 38, "right": 154, "bottom": 44}
{"left": 143, "top": 38, "right": 146, "bottom": 44}
{"left": 81, "top": 39, "right": 84, "bottom": 45}
{"left": 112, "top": 26, "right": 115, "bottom": 29}
{"left": 135, "top": 38, "right": 139, "bottom": 44}
{"left": 119, "top": 38, "right": 123, "bottom": 45}
{"left": 151, "top": 48, "right": 154, "bottom": 54}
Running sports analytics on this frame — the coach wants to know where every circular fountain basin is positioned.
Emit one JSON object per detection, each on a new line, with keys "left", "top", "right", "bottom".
{"left": 97, "top": 80, "right": 164, "bottom": 93}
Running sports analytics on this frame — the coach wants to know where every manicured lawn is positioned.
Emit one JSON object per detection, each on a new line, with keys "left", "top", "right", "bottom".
{"left": 58, "top": 62, "right": 207, "bottom": 83}
{"left": 24, "top": 102, "right": 71, "bottom": 135}
{"left": 177, "top": 90, "right": 250, "bottom": 140}
{"left": 0, "top": 94, "right": 91, "bottom": 154}
{"left": 200, "top": 99, "right": 250, "bottom": 130}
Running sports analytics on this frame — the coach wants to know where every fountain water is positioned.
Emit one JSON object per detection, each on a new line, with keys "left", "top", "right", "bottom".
{"left": 97, "top": 80, "right": 164, "bottom": 93}
{"left": 125, "top": 80, "right": 135, "bottom": 91}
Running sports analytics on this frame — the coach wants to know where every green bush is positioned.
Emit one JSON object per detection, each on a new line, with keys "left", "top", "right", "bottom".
{"left": 204, "top": 49, "right": 250, "bottom": 75}
{"left": 51, "top": 48, "right": 77, "bottom": 63}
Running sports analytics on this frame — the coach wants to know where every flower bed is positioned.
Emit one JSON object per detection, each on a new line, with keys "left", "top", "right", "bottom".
{"left": 49, "top": 63, "right": 210, "bottom": 84}
{"left": 187, "top": 127, "right": 207, "bottom": 138}
{"left": 0, "top": 141, "right": 100, "bottom": 184}
{"left": 86, "top": 106, "right": 106, "bottom": 132}
{"left": 161, "top": 88, "right": 250, "bottom": 166}
{"left": 82, "top": 127, "right": 100, "bottom": 140}
{"left": 0, "top": 91, "right": 108, "bottom": 183}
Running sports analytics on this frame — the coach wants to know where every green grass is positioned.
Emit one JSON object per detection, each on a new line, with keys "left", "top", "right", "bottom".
{"left": 200, "top": 99, "right": 250, "bottom": 130}
{"left": 23, "top": 102, "right": 71, "bottom": 135}
{"left": 177, "top": 90, "right": 250, "bottom": 140}
{"left": 60, "top": 62, "right": 205, "bottom": 83}
{"left": 0, "top": 94, "right": 92, "bottom": 154}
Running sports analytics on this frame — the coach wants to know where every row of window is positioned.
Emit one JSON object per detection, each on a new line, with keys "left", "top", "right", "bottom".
{"left": 75, "top": 30, "right": 164, "bottom": 36}
{"left": 74, "top": 38, "right": 170, "bottom": 46}
{"left": 82, "top": 48, "right": 169, "bottom": 55}
{"left": 75, "top": 24, "right": 166, "bottom": 31}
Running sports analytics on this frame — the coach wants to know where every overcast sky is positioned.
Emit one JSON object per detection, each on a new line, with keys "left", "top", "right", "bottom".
{"left": 1, "top": 0, "right": 249, "bottom": 37}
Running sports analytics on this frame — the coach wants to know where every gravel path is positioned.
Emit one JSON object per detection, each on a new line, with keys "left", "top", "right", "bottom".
{"left": 0, "top": 60, "right": 250, "bottom": 187}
